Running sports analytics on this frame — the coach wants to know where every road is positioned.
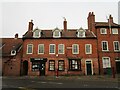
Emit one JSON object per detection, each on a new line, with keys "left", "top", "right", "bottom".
{"left": 1, "top": 76, "right": 120, "bottom": 90}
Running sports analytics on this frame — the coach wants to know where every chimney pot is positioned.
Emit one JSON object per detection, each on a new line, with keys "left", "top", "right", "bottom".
{"left": 15, "top": 33, "right": 18, "bottom": 39}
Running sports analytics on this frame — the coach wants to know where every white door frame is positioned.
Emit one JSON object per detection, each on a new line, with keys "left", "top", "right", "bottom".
{"left": 85, "top": 59, "right": 94, "bottom": 75}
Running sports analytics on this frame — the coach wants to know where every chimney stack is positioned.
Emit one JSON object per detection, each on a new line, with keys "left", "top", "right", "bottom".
{"left": 28, "top": 19, "right": 34, "bottom": 31}
{"left": 15, "top": 33, "right": 18, "bottom": 39}
{"left": 108, "top": 15, "right": 113, "bottom": 24}
{"left": 87, "top": 12, "right": 96, "bottom": 34}
{"left": 63, "top": 17, "right": 67, "bottom": 31}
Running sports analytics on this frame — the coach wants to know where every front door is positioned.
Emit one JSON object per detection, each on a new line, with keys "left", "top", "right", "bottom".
{"left": 116, "top": 61, "right": 120, "bottom": 74}
{"left": 86, "top": 61, "right": 92, "bottom": 75}
{"left": 39, "top": 62, "right": 45, "bottom": 76}
{"left": 23, "top": 60, "right": 28, "bottom": 75}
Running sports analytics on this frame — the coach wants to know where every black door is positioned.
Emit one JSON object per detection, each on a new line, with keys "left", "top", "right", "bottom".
{"left": 39, "top": 62, "right": 45, "bottom": 76}
{"left": 86, "top": 61, "right": 92, "bottom": 75}
{"left": 23, "top": 61, "right": 28, "bottom": 75}
{"left": 116, "top": 61, "right": 120, "bottom": 74}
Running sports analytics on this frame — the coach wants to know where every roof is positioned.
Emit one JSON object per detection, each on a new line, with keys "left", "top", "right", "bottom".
{"left": 95, "top": 22, "right": 119, "bottom": 27}
{"left": 23, "top": 29, "right": 96, "bottom": 39}
{"left": 0, "top": 38, "right": 23, "bottom": 57}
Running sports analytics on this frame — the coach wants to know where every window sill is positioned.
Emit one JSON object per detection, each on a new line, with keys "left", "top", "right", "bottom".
{"left": 114, "top": 51, "right": 120, "bottom": 52}
{"left": 102, "top": 50, "right": 109, "bottom": 52}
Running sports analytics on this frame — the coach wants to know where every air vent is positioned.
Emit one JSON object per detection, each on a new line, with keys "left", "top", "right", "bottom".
{"left": 11, "top": 50, "right": 16, "bottom": 55}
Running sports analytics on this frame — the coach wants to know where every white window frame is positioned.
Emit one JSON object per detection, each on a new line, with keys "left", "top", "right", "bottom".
{"left": 112, "top": 28, "right": 118, "bottom": 34}
{"left": 53, "top": 30, "right": 61, "bottom": 38}
{"left": 27, "top": 44, "right": 33, "bottom": 54}
{"left": 102, "top": 57, "right": 111, "bottom": 68}
{"left": 85, "top": 44, "right": 92, "bottom": 54}
{"left": 102, "top": 41, "right": 109, "bottom": 51}
{"left": 33, "top": 30, "right": 41, "bottom": 38}
{"left": 58, "top": 44, "right": 65, "bottom": 54}
{"left": 100, "top": 28, "right": 107, "bottom": 34}
{"left": 72, "top": 44, "right": 79, "bottom": 54}
{"left": 38, "top": 44, "right": 44, "bottom": 54}
{"left": 49, "top": 44, "right": 56, "bottom": 54}
{"left": 77, "top": 31, "right": 86, "bottom": 37}
{"left": 113, "top": 41, "right": 120, "bottom": 51}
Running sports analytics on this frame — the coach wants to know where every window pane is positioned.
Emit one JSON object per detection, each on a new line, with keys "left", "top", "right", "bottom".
{"left": 55, "top": 31, "right": 59, "bottom": 36}
{"left": 58, "top": 60, "right": 64, "bottom": 71}
{"left": 114, "top": 42, "right": 119, "bottom": 51}
{"left": 100, "top": 28, "right": 107, "bottom": 34}
{"left": 49, "top": 45, "right": 55, "bottom": 54}
{"left": 38, "top": 44, "right": 44, "bottom": 54}
{"left": 112, "top": 29, "right": 118, "bottom": 34}
{"left": 69, "top": 60, "right": 79, "bottom": 70}
{"left": 102, "top": 42, "right": 108, "bottom": 50}
{"left": 58, "top": 44, "right": 64, "bottom": 54}
{"left": 102, "top": 57, "right": 111, "bottom": 68}
{"left": 86, "top": 44, "right": 91, "bottom": 54}
{"left": 73, "top": 44, "right": 79, "bottom": 54}
{"left": 32, "top": 62, "right": 39, "bottom": 71}
{"left": 49, "top": 60, "right": 55, "bottom": 71}
{"left": 27, "top": 44, "right": 33, "bottom": 54}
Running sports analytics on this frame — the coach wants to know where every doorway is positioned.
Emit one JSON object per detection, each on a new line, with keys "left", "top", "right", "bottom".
{"left": 116, "top": 61, "right": 120, "bottom": 74}
{"left": 23, "top": 60, "right": 28, "bottom": 75}
{"left": 86, "top": 61, "right": 92, "bottom": 75}
{"left": 39, "top": 62, "right": 45, "bottom": 76}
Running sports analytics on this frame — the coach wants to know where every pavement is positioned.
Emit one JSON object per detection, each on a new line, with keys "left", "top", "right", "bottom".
{"left": 2, "top": 74, "right": 120, "bottom": 81}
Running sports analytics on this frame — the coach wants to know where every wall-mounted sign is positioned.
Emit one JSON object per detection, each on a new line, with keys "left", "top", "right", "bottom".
{"left": 30, "top": 58, "right": 47, "bottom": 62}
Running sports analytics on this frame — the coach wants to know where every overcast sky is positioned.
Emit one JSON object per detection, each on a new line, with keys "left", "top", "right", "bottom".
{"left": 1, "top": 0, "right": 119, "bottom": 38}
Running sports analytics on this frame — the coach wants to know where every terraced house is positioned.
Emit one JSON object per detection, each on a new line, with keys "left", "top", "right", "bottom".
{"left": 1, "top": 12, "right": 120, "bottom": 76}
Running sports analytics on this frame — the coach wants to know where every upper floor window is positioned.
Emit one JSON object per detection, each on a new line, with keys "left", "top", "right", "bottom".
{"left": 113, "top": 41, "right": 120, "bottom": 51}
{"left": 53, "top": 27, "right": 61, "bottom": 38}
{"left": 77, "top": 27, "right": 86, "bottom": 37}
{"left": 27, "top": 44, "right": 33, "bottom": 54}
{"left": 33, "top": 28, "right": 41, "bottom": 38}
{"left": 100, "top": 28, "right": 107, "bottom": 34}
{"left": 102, "top": 41, "right": 109, "bottom": 51}
{"left": 85, "top": 44, "right": 92, "bottom": 54}
{"left": 49, "top": 44, "right": 55, "bottom": 54}
{"left": 102, "top": 57, "right": 111, "bottom": 68}
{"left": 38, "top": 44, "right": 44, "bottom": 54}
{"left": 58, "top": 44, "right": 64, "bottom": 54}
{"left": 112, "top": 28, "right": 118, "bottom": 34}
{"left": 72, "top": 44, "right": 79, "bottom": 54}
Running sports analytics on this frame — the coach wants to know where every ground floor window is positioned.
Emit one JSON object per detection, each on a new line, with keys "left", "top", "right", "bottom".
{"left": 69, "top": 59, "right": 81, "bottom": 71}
{"left": 49, "top": 60, "right": 55, "bottom": 71}
{"left": 32, "top": 61, "right": 40, "bottom": 71}
{"left": 102, "top": 57, "right": 111, "bottom": 68}
{"left": 58, "top": 60, "right": 64, "bottom": 71}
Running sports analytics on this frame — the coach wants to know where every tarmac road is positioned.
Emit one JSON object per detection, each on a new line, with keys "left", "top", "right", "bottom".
{"left": 1, "top": 75, "right": 120, "bottom": 90}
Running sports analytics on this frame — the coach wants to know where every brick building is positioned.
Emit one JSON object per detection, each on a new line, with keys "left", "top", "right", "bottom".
{"left": 0, "top": 34, "right": 23, "bottom": 76}
{"left": 1, "top": 12, "right": 120, "bottom": 76}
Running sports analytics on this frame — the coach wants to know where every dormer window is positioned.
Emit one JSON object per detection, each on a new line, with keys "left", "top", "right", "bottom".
{"left": 53, "top": 27, "right": 61, "bottom": 38}
{"left": 33, "top": 27, "right": 41, "bottom": 38}
{"left": 77, "top": 27, "right": 85, "bottom": 37}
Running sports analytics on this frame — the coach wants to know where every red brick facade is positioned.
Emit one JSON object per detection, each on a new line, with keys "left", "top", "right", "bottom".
{"left": 1, "top": 12, "right": 120, "bottom": 76}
